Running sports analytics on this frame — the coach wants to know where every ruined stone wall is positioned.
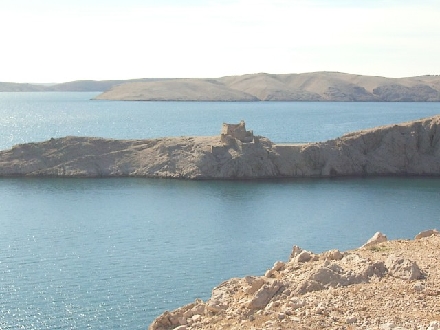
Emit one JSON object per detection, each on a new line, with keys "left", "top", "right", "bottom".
{"left": 221, "top": 121, "right": 254, "bottom": 144}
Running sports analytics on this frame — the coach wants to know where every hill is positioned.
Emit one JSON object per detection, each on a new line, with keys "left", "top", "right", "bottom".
{"left": 0, "top": 82, "right": 48, "bottom": 92}
{"left": 95, "top": 72, "right": 440, "bottom": 101}
{"left": 94, "top": 78, "right": 259, "bottom": 101}
{"left": 0, "top": 78, "right": 169, "bottom": 92}
{"left": 49, "top": 78, "right": 170, "bottom": 92}
{"left": 2, "top": 72, "right": 440, "bottom": 100}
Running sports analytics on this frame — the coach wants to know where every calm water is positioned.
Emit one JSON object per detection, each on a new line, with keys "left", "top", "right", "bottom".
{"left": 1, "top": 92, "right": 440, "bottom": 150}
{"left": 0, "top": 93, "right": 440, "bottom": 329}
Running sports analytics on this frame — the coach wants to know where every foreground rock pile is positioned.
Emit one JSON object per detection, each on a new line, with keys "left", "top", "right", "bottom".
{"left": 149, "top": 230, "right": 440, "bottom": 330}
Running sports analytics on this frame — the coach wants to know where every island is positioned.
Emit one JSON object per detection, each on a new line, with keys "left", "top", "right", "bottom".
{"left": 148, "top": 229, "right": 440, "bottom": 330}
{"left": 0, "top": 115, "right": 439, "bottom": 178}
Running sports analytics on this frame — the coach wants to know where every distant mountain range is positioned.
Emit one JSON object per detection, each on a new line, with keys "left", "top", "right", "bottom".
{"left": 0, "top": 78, "right": 168, "bottom": 92}
{"left": 2, "top": 72, "right": 440, "bottom": 101}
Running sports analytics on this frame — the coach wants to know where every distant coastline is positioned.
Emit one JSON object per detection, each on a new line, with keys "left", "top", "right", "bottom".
{"left": 2, "top": 72, "right": 440, "bottom": 102}
{"left": 0, "top": 78, "right": 169, "bottom": 93}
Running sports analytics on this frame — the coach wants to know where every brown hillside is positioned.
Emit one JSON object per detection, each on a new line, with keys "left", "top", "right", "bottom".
{"left": 95, "top": 79, "right": 258, "bottom": 101}
{"left": 95, "top": 72, "right": 440, "bottom": 101}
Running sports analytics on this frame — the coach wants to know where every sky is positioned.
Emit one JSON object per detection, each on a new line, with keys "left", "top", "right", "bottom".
{"left": 1, "top": 0, "right": 440, "bottom": 83}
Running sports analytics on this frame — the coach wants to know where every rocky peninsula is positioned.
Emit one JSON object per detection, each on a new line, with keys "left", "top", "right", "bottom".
{"left": 148, "top": 230, "right": 440, "bottom": 330}
{"left": 0, "top": 115, "right": 439, "bottom": 179}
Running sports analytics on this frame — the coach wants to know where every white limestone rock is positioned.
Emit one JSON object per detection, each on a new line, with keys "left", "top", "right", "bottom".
{"left": 247, "top": 281, "right": 283, "bottom": 310}
{"left": 322, "top": 249, "right": 344, "bottom": 261}
{"left": 149, "top": 299, "right": 205, "bottom": 330}
{"left": 294, "top": 250, "right": 312, "bottom": 263}
{"left": 289, "top": 245, "right": 303, "bottom": 260}
{"left": 361, "top": 232, "right": 388, "bottom": 248}
{"left": 245, "top": 276, "right": 266, "bottom": 294}
{"left": 415, "top": 229, "right": 439, "bottom": 240}
{"left": 293, "top": 254, "right": 388, "bottom": 295}
{"left": 385, "top": 255, "right": 423, "bottom": 281}
{"left": 428, "top": 321, "right": 440, "bottom": 330}
{"left": 265, "top": 261, "right": 285, "bottom": 278}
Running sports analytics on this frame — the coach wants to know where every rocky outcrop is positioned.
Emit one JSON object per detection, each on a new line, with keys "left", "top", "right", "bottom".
{"left": 0, "top": 115, "right": 439, "bottom": 178}
{"left": 415, "top": 229, "right": 440, "bottom": 240}
{"left": 272, "top": 114, "right": 440, "bottom": 177}
{"left": 361, "top": 232, "right": 388, "bottom": 248}
{"left": 0, "top": 134, "right": 277, "bottom": 178}
{"left": 148, "top": 232, "right": 440, "bottom": 330}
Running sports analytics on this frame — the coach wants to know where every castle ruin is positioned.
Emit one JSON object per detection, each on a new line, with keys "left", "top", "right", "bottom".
{"left": 220, "top": 120, "right": 254, "bottom": 144}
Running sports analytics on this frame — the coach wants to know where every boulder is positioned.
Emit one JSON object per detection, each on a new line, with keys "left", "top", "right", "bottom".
{"left": 290, "top": 245, "right": 303, "bottom": 260}
{"left": 428, "top": 321, "right": 440, "bottom": 330}
{"left": 244, "top": 276, "right": 265, "bottom": 294}
{"left": 148, "top": 299, "right": 205, "bottom": 330}
{"left": 415, "top": 229, "right": 439, "bottom": 240}
{"left": 247, "top": 281, "right": 283, "bottom": 309}
{"left": 265, "top": 261, "right": 285, "bottom": 278}
{"left": 361, "top": 232, "right": 388, "bottom": 248}
{"left": 294, "top": 250, "right": 312, "bottom": 263}
{"left": 385, "top": 255, "right": 423, "bottom": 281}
{"left": 322, "top": 249, "right": 344, "bottom": 261}
{"left": 295, "top": 258, "right": 387, "bottom": 294}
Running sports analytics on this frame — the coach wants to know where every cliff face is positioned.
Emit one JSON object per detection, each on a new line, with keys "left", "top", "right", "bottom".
{"left": 273, "top": 114, "right": 440, "bottom": 177}
{"left": 148, "top": 231, "right": 440, "bottom": 330}
{"left": 0, "top": 115, "right": 439, "bottom": 178}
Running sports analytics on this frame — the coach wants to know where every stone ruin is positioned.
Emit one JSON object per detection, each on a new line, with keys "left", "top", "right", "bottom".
{"left": 220, "top": 120, "right": 254, "bottom": 144}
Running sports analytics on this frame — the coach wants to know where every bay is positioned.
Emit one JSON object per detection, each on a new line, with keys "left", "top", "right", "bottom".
{"left": 0, "top": 93, "right": 440, "bottom": 329}
{"left": 1, "top": 92, "right": 440, "bottom": 150}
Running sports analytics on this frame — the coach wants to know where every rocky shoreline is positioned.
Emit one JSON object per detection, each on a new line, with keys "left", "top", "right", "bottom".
{"left": 149, "top": 230, "right": 440, "bottom": 330}
{"left": 0, "top": 115, "right": 439, "bottom": 179}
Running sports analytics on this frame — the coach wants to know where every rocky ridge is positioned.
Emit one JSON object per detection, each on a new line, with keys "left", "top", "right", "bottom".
{"left": 94, "top": 72, "right": 440, "bottom": 101}
{"left": 0, "top": 115, "right": 439, "bottom": 179}
{"left": 0, "top": 78, "right": 168, "bottom": 92}
{"left": 3, "top": 72, "right": 440, "bottom": 100}
{"left": 149, "top": 230, "right": 440, "bottom": 330}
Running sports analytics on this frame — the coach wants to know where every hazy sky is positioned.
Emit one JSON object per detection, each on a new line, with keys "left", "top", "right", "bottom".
{"left": 1, "top": 0, "right": 439, "bottom": 82}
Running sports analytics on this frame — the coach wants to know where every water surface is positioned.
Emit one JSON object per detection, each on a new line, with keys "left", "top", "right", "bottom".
{"left": 0, "top": 94, "right": 439, "bottom": 329}
{"left": 1, "top": 177, "right": 440, "bottom": 329}
{"left": 1, "top": 92, "right": 439, "bottom": 150}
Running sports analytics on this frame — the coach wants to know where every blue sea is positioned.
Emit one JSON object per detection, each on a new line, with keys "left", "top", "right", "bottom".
{"left": 1, "top": 92, "right": 440, "bottom": 329}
